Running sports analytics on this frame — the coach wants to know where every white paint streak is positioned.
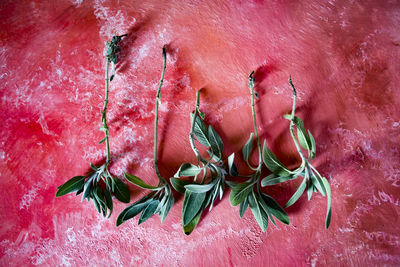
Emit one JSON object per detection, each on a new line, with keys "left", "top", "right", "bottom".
{"left": 19, "top": 185, "right": 39, "bottom": 210}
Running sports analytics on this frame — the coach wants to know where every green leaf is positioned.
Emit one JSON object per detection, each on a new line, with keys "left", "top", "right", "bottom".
{"left": 227, "top": 153, "right": 239, "bottom": 176}
{"left": 284, "top": 115, "right": 312, "bottom": 151}
{"left": 175, "top": 163, "right": 202, "bottom": 177}
{"left": 56, "top": 176, "right": 85, "bottom": 197}
{"left": 185, "top": 180, "right": 217, "bottom": 193}
{"left": 160, "top": 194, "right": 174, "bottom": 223}
{"left": 124, "top": 173, "right": 158, "bottom": 190}
{"left": 285, "top": 177, "right": 307, "bottom": 208}
{"left": 310, "top": 169, "right": 326, "bottom": 196}
{"left": 239, "top": 197, "right": 249, "bottom": 217}
{"left": 191, "top": 113, "right": 211, "bottom": 147}
{"left": 92, "top": 194, "right": 101, "bottom": 213}
{"left": 248, "top": 192, "right": 269, "bottom": 232}
{"left": 138, "top": 199, "right": 160, "bottom": 225}
{"left": 98, "top": 137, "right": 107, "bottom": 144}
{"left": 208, "top": 125, "right": 224, "bottom": 158}
{"left": 242, "top": 133, "right": 254, "bottom": 163}
{"left": 82, "top": 179, "right": 93, "bottom": 201}
{"left": 261, "top": 194, "right": 289, "bottom": 225}
{"left": 170, "top": 178, "right": 191, "bottom": 194}
{"left": 104, "top": 188, "right": 113, "bottom": 218}
{"left": 308, "top": 130, "right": 316, "bottom": 159}
{"left": 262, "top": 140, "right": 291, "bottom": 176}
{"left": 183, "top": 210, "right": 202, "bottom": 235}
{"left": 116, "top": 196, "right": 151, "bottom": 226}
{"left": 94, "top": 186, "right": 107, "bottom": 217}
{"left": 322, "top": 177, "right": 332, "bottom": 229}
{"left": 229, "top": 181, "right": 254, "bottom": 206}
{"left": 261, "top": 173, "right": 296, "bottom": 186}
{"left": 113, "top": 178, "right": 130, "bottom": 203}
{"left": 182, "top": 191, "right": 206, "bottom": 226}
{"left": 225, "top": 180, "right": 237, "bottom": 188}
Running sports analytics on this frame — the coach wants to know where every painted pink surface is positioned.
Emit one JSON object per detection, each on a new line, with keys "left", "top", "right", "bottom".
{"left": 1, "top": 0, "right": 400, "bottom": 265}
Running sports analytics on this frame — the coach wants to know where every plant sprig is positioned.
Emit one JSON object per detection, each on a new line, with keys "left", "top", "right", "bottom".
{"left": 117, "top": 47, "right": 174, "bottom": 226}
{"left": 56, "top": 34, "right": 130, "bottom": 216}
{"left": 261, "top": 77, "right": 332, "bottom": 229}
{"left": 226, "top": 71, "right": 289, "bottom": 232}
{"left": 171, "top": 90, "right": 227, "bottom": 235}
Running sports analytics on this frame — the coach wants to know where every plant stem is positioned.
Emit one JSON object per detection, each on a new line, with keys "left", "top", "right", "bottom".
{"left": 103, "top": 58, "right": 111, "bottom": 165}
{"left": 248, "top": 71, "right": 262, "bottom": 168}
{"left": 288, "top": 76, "right": 306, "bottom": 163}
{"left": 154, "top": 47, "right": 167, "bottom": 185}
{"left": 189, "top": 90, "right": 207, "bottom": 164}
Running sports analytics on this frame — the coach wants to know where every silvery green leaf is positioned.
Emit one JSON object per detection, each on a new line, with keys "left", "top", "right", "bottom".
{"left": 183, "top": 210, "right": 202, "bottom": 235}
{"left": 242, "top": 133, "right": 254, "bottom": 163}
{"left": 284, "top": 115, "right": 312, "bottom": 151}
{"left": 113, "top": 178, "right": 130, "bottom": 203}
{"left": 56, "top": 176, "right": 85, "bottom": 197}
{"left": 208, "top": 125, "right": 224, "bottom": 158}
{"left": 160, "top": 194, "right": 174, "bottom": 223}
{"left": 239, "top": 197, "right": 249, "bottom": 218}
{"left": 227, "top": 153, "right": 239, "bottom": 176}
{"left": 116, "top": 196, "right": 151, "bottom": 226}
{"left": 308, "top": 130, "right": 316, "bottom": 160}
{"left": 175, "top": 163, "right": 202, "bottom": 177}
{"left": 310, "top": 169, "right": 326, "bottom": 196}
{"left": 124, "top": 173, "right": 158, "bottom": 190}
{"left": 94, "top": 186, "right": 107, "bottom": 217}
{"left": 82, "top": 179, "right": 93, "bottom": 201}
{"left": 185, "top": 179, "right": 217, "bottom": 193}
{"left": 92, "top": 194, "right": 101, "bottom": 214}
{"left": 262, "top": 140, "right": 291, "bottom": 176}
{"left": 248, "top": 192, "right": 268, "bottom": 232}
{"left": 98, "top": 137, "right": 107, "bottom": 144}
{"left": 256, "top": 193, "right": 276, "bottom": 226}
{"left": 199, "top": 111, "right": 205, "bottom": 120}
{"left": 285, "top": 177, "right": 307, "bottom": 208}
{"left": 307, "top": 181, "right": 314, "bottom": 201}
{"left": 322, "top": 177, "right": 332, "bottom": 229}
{"left": 182, "top": 191, "right": 206, "bottom": 226}
{"left": 138, "top": 199, "right": 160, "bottom": 225}
{"left": 90, "top": 163, "right": 98, "bottom": 171}
{"left": 104, "top": 188, "right": 113, "bottom": 218}
{"left": 190, "top": 113, "right": 211, "bottom": 147}
{"left": 261, "top": 193, "right": 289, "bottom": 225}
{"left": 229, "top": 181, "right": 254, "bottom": 206}
{"left": 261, "top": 173, "right": 296, "bottom": 186}
{"left": 170, "top": 177, "right": 191, "bottom": 194}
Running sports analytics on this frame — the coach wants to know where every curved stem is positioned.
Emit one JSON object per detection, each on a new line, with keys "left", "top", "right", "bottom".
{"left": 189, "top": 90, "right": 208, "bottom": 164}
{"left": 103, "top": 59, "right": 111, "bottom": 165}
{"left": 248, "top": 71, "right": 262, "bottom": 169}
{"left": 288, "top": 76, "right": 306, "bottom": 163}
{"left": 154, "top": 47, "right": 167, "bottom": 185}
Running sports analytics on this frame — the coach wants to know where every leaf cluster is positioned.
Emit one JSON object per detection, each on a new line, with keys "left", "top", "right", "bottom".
{"left": 56, "top": 163, "right": 130, "bottom": 217}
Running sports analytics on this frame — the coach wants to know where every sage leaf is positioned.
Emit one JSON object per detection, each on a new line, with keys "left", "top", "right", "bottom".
{"left": 56, "top": 176, "right": 85, "bottom": 197}
{"left": 239, "top": 197, "right": 249, "bottom": 217}
{"left": 113, "top": 178, "right": 130, "bottom": 203}
{"left": 182, "top": 191, "right": 206, "bottom": 226}
{"left": 116, "top": 196, "right": 151, "bottom": 226}
{"left": 248, "top": 192, "right": 268, "bottom": 232}
{"left": 262, "top": 140, "right": 291, "bottom": 176}
{"left": 285, "top": 177, "right": 307, "bottom": 208}
{"left": 183, "top": 210, "right": 202, "bottom": 235}
{"left": 284, "top": 114, "right": 312, "bottom": 151}
{"left": 261, "top": 193, "right": 289, "bottom": 225}
{"left": 242, "top": 133, "right": 254, "bottom": 163}
{"left": 104, "top": 188, "right": 113, "bottom": 218}
{"left": 98, "top": 137, "right": 107, "bottom": 144}
{"left": 175, "top": 163, "right": 202, "bottom": 177}
{"left": 185, "top": 180, "right": 217, "bottom": 193}
{"left": 227, "top": 153, "right": 238, "bottom": 176}
{"left": 308, "top": 130, "right": 316, "bottom": 159}
{"left": 208, "top": 125, "right": 223, "bottom": 158}
{"left": 322, "top": 177, "right": 332, "bottom": 229}
{"left": 124, "top": 173, "right": 158, "bottom": 190}
{"left": 261, "top": 173, "right": 296, "bottom": 186}
{"left": 82, "top": 179, "right": 93, "bottom": 201}
{"left": 229, "top": 181, "right": 254, "bottom": 206}
{"left": 310, "top": 170, "right": 326, "bottom": 196}
{"left": 160, "top": 194, "right": 174, "bottom": 223}
{"left": 139, "top": 199, "right": 160, "bottom": 225}
{"left": 191, "top": 113, "right": 211, "bottom": 147}
{"left": 170, "top": 177, "right": 191, "bottom": 194}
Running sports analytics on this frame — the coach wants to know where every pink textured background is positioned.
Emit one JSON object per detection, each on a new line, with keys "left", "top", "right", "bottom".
{"left": 1, "top": 0, "right": 400, "bottom": 266}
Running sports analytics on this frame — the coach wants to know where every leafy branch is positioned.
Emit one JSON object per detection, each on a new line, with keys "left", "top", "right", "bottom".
{"left": 261, "top": 77, "right": 332, "bottom": 229}
{"left": 56, "top": 35, "right": 130, "bottom": 217}
{"left": 226, "top": 72, "right": 289, "bottom": 232}
{"left": 117, "top": 47, "right": 174, "bottom": 226}
{"left": 171, "top": 90, "right": 227, "bottom": 235}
